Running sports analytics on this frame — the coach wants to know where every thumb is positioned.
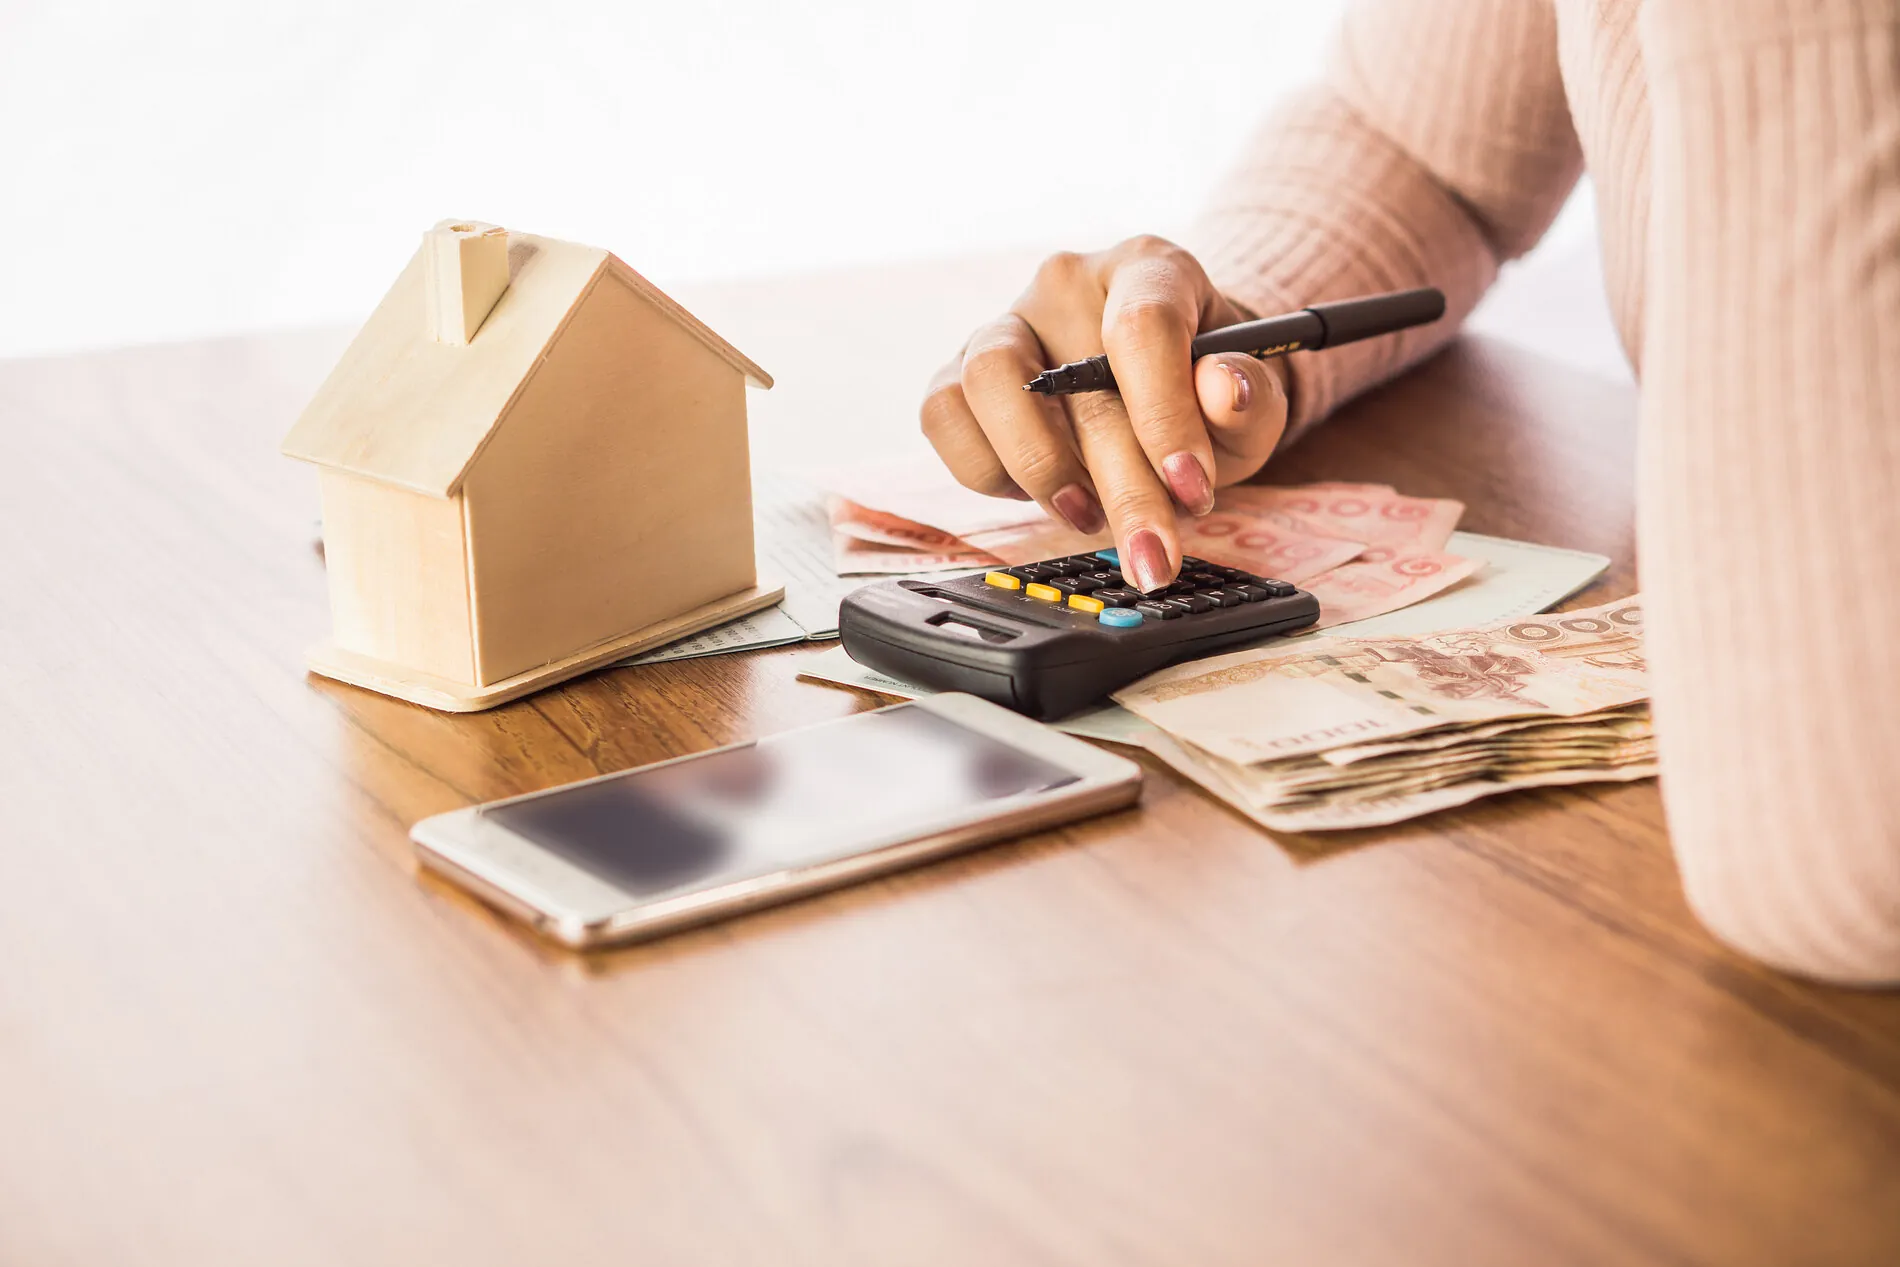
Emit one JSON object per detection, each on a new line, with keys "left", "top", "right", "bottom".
{"left": 1194, "top": 352, "right": 1288, "bottom": 477}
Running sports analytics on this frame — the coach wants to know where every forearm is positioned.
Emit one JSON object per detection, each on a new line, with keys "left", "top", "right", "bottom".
{"left": 1189, "top": 0, "right": 1582, "bottom": 434}
{"left": 1191, "top": 86, "right": 1501, "bottom": 435}
{"left": 1640, "top": 0, "right": 1900, "bottom": 983}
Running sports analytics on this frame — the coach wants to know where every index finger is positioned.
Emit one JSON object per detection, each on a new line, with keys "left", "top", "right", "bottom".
{"left": 1064, "top": 390, "right": 1183, "bottom": 593}
{"left": 1099, "top": 248, "right": 1217, "bottom": 517}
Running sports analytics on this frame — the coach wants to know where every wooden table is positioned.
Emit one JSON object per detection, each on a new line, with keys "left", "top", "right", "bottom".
{"left": 3, "top": 255, "right": 1896, "bottom": 1267}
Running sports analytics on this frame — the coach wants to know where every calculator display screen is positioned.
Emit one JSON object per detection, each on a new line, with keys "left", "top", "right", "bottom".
{"left": 481, "top": 704, "right": 1080, "bottom": 898}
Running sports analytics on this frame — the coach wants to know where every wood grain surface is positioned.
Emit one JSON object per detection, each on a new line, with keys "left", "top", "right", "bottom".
{"left": 2, "top": 255, "right": 1896, "bottom": 1267}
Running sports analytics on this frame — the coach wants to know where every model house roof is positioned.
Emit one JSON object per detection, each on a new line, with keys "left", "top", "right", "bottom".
{"left": 281, "top": 229, "right": 773, "bottom": 498}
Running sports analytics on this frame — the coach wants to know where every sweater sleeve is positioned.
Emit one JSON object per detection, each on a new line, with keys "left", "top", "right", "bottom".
{"left": 1189, "top": 0, "right": 1584, "bottom": 434}
{"left": 1638, "top": 0, "right": 1900, "bottom": 983}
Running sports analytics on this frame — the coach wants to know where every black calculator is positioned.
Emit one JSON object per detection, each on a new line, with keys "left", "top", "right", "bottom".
{"left": 837, "top": 549, "right": 1320, "bottom": 720}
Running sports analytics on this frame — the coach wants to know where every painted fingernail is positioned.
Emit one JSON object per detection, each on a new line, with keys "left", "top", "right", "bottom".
{"left": 1126, "top": 528, "right": 1171, "bottom": 592}
{"left": 1162, "top": 451, "right": 1214, "bottom": 516}
{"left": 1051, "top": 483, "right": 1106, "bottom": 534}
{"left": 1227, "top": 363, "right": 1253, "bottom": 412}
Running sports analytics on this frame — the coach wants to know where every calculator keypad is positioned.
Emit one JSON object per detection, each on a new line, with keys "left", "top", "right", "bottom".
{"left": 986, "top": 552, "right": 1295, "bottom": 630}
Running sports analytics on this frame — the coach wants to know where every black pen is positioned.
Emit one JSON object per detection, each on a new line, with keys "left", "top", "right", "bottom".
{"left": 1023, "top": 286, "right": 1446, "bottom": 395}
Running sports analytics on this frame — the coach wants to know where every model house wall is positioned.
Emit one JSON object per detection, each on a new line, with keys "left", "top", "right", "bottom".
{"left": 458, "top": 271, "right": 757, "bottom": 682}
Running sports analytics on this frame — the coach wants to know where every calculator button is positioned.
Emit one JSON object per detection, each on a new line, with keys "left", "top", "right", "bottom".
{"left": 1229, "top": 584, "right": 1270, "bottom": 602}
{"left": 1156, "top": 598, "right": 1197, "bottom": 617}
{"left": 1094, "top": 587, "right": 1141, "bottom": 607}
{"left": 1098, "top": 607, "right": 1143, "bottom": 628}
{"left": 1093, "top": 548, "right": 1121, "bottom": 566}
{"left": 1185, "top": 571, "right": 1225, "bottom": 587}
{"left": 1002, "top": 566, "right": 1038, "bottom": 581}
{"left": 1083, "top": 570, "right": 1120, "bottom": 584}
{"left": 1237, "top": 573, "right": 1292, "bottom": 592}
{"left": 1134, "top": 600, "right": 1181, "bottom": 620}
{"left": 1176, "top": 594, "right": 1216, "bottom": 614}
{"left": 983, "top": 571, "right": 1022, "bottom": 591}
{"left": 1067, "top": 594, "right": 1106, "bottom": 614}
{"left": 1200, "top": 588, "right": 1242, "bottom": 607}
{"left": 1021, "top": 564, "right": 1064, "bottom": 581}
{"left": 1024, "top": 582, "right": 1063, "bottom": 602}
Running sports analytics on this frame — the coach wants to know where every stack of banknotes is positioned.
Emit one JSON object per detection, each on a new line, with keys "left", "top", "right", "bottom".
{"left": 805, "top": 457, "right": 1649, "bottom": 832}
{"left": 1110, "top": 596, "right": 1651, "bottom": 831}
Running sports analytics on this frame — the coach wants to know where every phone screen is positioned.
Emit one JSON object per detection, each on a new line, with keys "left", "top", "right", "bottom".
{"left": 481, "top": 704, "right": 1080, "bottom": 898}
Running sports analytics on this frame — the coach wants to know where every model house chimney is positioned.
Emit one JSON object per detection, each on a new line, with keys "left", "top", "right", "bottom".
{"left": 424, "top": 220, "right": 510, "bottom": 344}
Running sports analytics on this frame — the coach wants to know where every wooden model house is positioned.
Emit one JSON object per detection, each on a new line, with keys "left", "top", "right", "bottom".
{"left": 282, "top": 220, "right": 781, "bottom": 711}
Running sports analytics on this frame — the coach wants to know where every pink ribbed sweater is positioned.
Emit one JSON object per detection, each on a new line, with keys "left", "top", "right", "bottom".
{"left": 1192, "top": 0, "right": 1900, "bottom": 984}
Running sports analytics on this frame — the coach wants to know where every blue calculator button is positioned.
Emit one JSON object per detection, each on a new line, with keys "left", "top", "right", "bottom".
{"left": 1093, "top": 548, "right": 1120, "bottom": 566}
{"left": 1098, "top": 607, "right": 1143, "bottom": 628}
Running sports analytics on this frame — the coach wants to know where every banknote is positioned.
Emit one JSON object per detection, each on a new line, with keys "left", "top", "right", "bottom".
{"left": 962, "top": 518, "right": 1113, "bottom": 567}
{"left": 1218, "top": 483, "right": 1464, "bottom": 556}
{"left": 1318, "top": 707, "right": 1652, "bottom": 765}
{"left": 1112, "top": 598, "right": 1646, "bottom": 765}
{"left": 1138, "top": 723, "right": 1656, "bottom": 833}
{"left": 816, "top": 457, "right": 1047, "bottom": 539}
{"left": 832, "top": 532, "right": 998, "bottom": 574}
{"left": 1232, "top": 736, "right": 1657, "bottom": 805}
{"left": 828, "top": 497, "right": 974, "bottom": 550}
{"left": 1173, "top": 513, "right": 1368, "bottom": 585}
{"left": 1191, "top": 722, "right": 1651, "bottom": 790}
{"left": 1249, "top": 759, "right": 1661, "bottom": 832}
{"left": 1316, "top": 531, "right": 1608, "bottom": 640}
{"left": 1304, "top": 550, "right": 1482, "bottom": 627}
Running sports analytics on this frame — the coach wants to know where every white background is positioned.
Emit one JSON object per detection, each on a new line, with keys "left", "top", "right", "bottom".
{"left": 0, "top": 0, "right": 1623, "bottom": 377}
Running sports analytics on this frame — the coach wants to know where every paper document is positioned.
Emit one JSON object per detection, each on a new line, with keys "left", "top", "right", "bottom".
{"left": 1316, "top": 531, "right": 1609, "bottom": 640}
{"left": 622, "top": 472, "right": 975, "bottom": 666}
{"left": 626, "top": 606, "right": 809, "bottom": 664}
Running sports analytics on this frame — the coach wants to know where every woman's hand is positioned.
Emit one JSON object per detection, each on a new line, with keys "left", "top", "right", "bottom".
{"left": 921, "top": 235, "right": 1289, "bottom": 592}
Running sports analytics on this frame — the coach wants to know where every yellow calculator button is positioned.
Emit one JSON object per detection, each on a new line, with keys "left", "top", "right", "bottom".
{"left": 1067, "top": 594, "right": 1105, "bottom": 613}
{"left": 1024, "top": 582, "right": 1062, "bottom": 602}
{"left": 983, "top": 571, "right": 1022, "bottom": 591}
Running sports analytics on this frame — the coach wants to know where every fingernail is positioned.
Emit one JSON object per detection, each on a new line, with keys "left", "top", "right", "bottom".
{"left": 1126, "top": 528, "right": 1171, "bottom": 592}
{"left": 1162, "top": 451, "right": 1214, "bottom": 516}
{"left": 1227, "top": 363, "right": 1253, "bottom": 412}
{"left": 1051, "top": 483, "right": 1106, "bottom": 534}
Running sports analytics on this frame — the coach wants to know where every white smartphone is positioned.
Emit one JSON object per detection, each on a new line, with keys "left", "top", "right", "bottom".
{"left": 410, "top": 693, "right": 1142, "bottom": 949}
